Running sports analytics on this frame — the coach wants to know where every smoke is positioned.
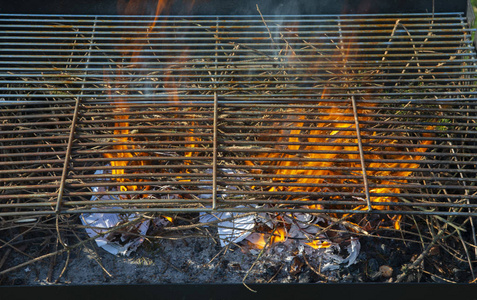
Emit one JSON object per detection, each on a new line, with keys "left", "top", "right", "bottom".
{"left": 0, "top": 0, "right": 467, "bottom": 15}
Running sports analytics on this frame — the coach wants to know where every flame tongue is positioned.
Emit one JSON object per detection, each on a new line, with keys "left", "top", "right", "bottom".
{"left": 111, "top": 115, "right": 130, "bottom": 193}
{"left": 249, "top": 226, "right": 288, "bottom": 250}
{"left": 103, "top": 109, "right": 150, "bottom": 196}
{"left": 103, "top": 0, "right": 175, "bottom": 197}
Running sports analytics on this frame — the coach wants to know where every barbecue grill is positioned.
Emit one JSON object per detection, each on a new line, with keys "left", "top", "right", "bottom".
{"left": 1, "top": 0, "right": 476, "bottom": 218}
{"left": 1, "top": 0, "right": 477, "bottom": 285}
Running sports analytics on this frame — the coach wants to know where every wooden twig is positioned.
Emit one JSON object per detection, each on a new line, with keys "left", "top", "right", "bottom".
{"left": 302, "top": 252, "right": 336, "bottom": 282}
{"left": 242, "top": 227, "right": 279, "bottom": 290}
{"left": 381, "top": 19, "right": 401, "bottom": 64}
{"left": 54, "top": 250, "right": 70, "bottom": 284}
{"left": 0, "top": 248, "right": 12, "bottom": 270}
{"left": 422, "top": 269, "right": 457, "bottom": 283}
{"left": 162, "top": 212, "right": 257, "bottom": 231}
{"left": 0, "top": 237, "right": 35, "bottom": 260}
{"left": 88, "top": 241, "right": 114, "bottom": 278}
{"left": 395, "top": 212, "right": 459, "bottom": 283}
{"left": 256, "top": 5, "right": 277, "bottom": 46}
{"left": 46, "top": 242, "right": 58, "bottom": 282}
{"left": 457, "top": 225, "right": 475, "bottom": 280}
{"left": 396, "top": 23, "right": 422, "bottom": 76}
{"left": 266, "top": 263, "right": 284, "bottom": 283}
{"left": 351, "top": 96, "right": 372, "bottom": 211}
{"left": 0, "top": 217, "right": 145, "bottom": 276}
{"left": 395, "top": 228, "right": 445, "bottom": 283}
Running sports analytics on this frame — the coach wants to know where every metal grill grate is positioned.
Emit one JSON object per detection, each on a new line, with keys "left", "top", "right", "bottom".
{"left": 1, "top": 13, "right": 477, "bottom": 217}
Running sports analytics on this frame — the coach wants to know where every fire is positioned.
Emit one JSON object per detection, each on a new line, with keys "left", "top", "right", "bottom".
{"left": 103, "top": 0, "right": 174, "bottom": 196}
{"left": 163, "top": 216, "right": 174, "bottom": 223}
{"left": 271, "top": 227, "right": 287, "bottom": 244}
{"left": 102, "top": 108, "right": 151, "bottom": 196}
{"left": 260, "top": 97, "right": 430, "bottom": 209}
{"left": 305, "top": 240, "right": 332, "bottom": 250}
{"left": 251, "top": 227, "right": 288, "bottom": 250}
{"left": 252, "top": 234, "right": 268, "bottom": 250}
{"left": 253, "top": 93, "right": 433, "bottom": 228}
{"left": 103, "top": 112, "right": 131, "bottom": 193}
{"left": 246, "top": 26, "right": 435, "bottom": 230}
{"left": 103, "top": 0, "right": 202, "bottom": 198}
{"left": 102, "top": 3, "right": 434, "bottom": 246}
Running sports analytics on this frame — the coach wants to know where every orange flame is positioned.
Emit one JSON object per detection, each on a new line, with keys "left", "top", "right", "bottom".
{"left": 102, "top": 5, "right": 434, "bottom": 240}
{"left": 102, "top": 105, "right": 151, "bottom": 196}
{"left": 103, "top": 0, "right": 175, "bottom": 197}
{"left": 271, "top": 227, "right": 287, "bottom": 244}
{"left": 163, "top": 215, "right": 174, "bottom": 223}
{"left": 305, "top": 240, "right": 332, "bottom": 250}
{"left": 251, "top": 227, "right": 288, "bottom": 250}
{"left": 254, "top": 93, "right": 433, "bottom": 222}
{"left": 252, "top": 234, "right": 268, "bottom": 250}
{"left": 104, "top": 1, "right": 203, "bottom": 199}
{"left": 250, "top": 33, "right": 435, "bottom": 230}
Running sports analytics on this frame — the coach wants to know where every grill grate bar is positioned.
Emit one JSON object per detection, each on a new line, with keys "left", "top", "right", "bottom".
{"left": 3, "top": 198, "right": 477, "bottom": 210}
{"left": 4, "top": 208, "right": 477, "bottom": 218}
